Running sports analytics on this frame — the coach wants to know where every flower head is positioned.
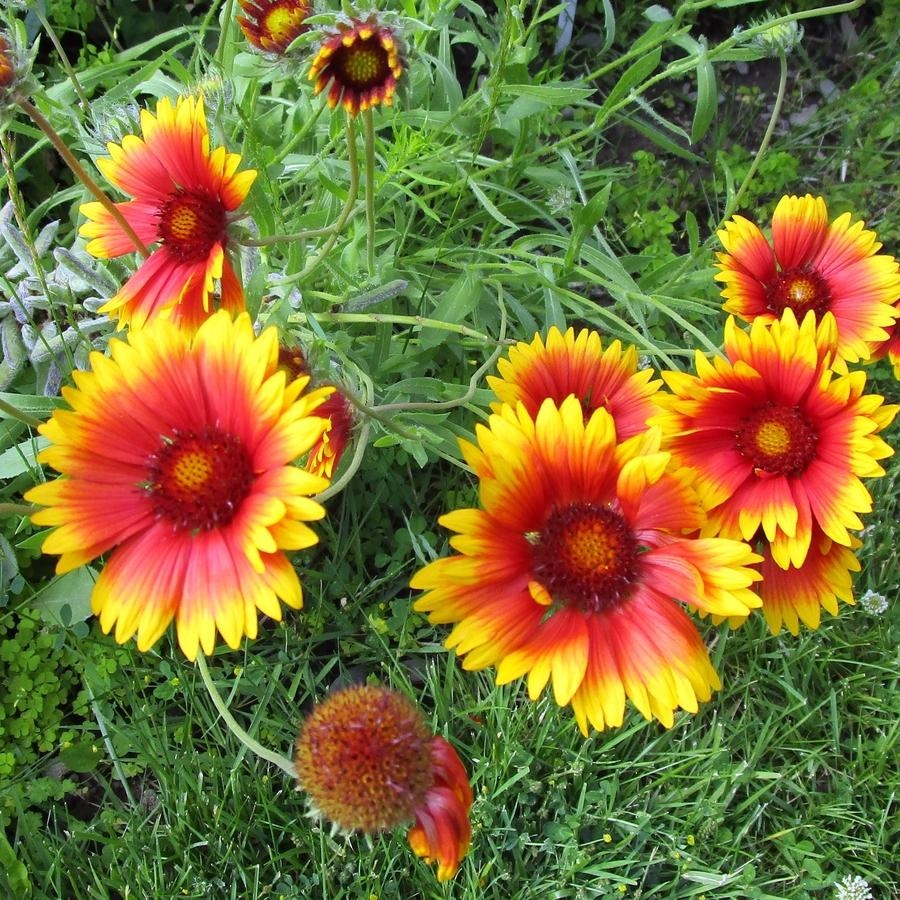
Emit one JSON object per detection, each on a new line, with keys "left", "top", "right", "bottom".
{"left": 79, "top": 95, "right": 257, "bottom": 331}
{"left": 715, "top": 195, "right": 900, "bottom": 363}
{"left": 833, "top": 874, "right": 873, "bottom": 900}
{"left": 238, "top": 0, "right": 311, "bottom": 54}
{"left": 412, "top": 397, "right": 762, "bottom": 734}
{"left": 25, "top": 311, "right": 331, "bottom": 660}
{"left": 656, "top": 311, "right": 896, "bottom": 569}
{"left": 746, "top": 16, "right": 804, "bottom": 57}
{"left": 305, "top": 387, "right": 354, "bottom": 479}
{"left": 308, "top": 16, "right": 404, "bottom": 116}
{"left": 858, "top": 588, "right": 888, "bottom": 616}
{"left": 294, "top": 684, "right": 472, "bottom": 881}
{"left": 487, "top": 326, "right": 661, "bottom": 440}
{"left": 754, "top": 527, "right": 860, "bottom": 635}
{"left": 0, "top": 23, "right": 36, "bottom": 114}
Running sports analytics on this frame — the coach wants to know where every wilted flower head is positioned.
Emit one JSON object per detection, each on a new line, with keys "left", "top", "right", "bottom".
{"left": 0, "top": 23, "right": 36, "bottom": 114}
{"left": 294, "top": 684, "right": 472, "bottom": 881}
{"left": 308, "top": 15, "right": 405, "bottom": 116}
{"left": 238, "top": 0, "right": 312, "bottom": 55}
{"left": 744, "top": 16, "right": 804, "bottom": 57}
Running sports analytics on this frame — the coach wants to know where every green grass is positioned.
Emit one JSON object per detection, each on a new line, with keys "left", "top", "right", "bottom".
{"left": 2, "top": 1, "right": 900, "bottom": 897}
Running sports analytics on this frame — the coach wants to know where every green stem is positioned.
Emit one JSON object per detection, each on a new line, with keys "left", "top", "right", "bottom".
{"left": 17, "top": 99, "right": 150, "bottom": 259}
{"left": 727, "top": 51, "right": 788, "bottom": 216}
{"left": 0, "top": 503, "right": 37, "bottom": 518}
{"left": 363, "top": 108, "right": 377, "bottom": 276}
{"left": 33, "top": 9, "right": 90, "bottom": 114}
{"left": 215, "top": 0, "right": 237, "bottom": 66}
{"left": 292, "top": 311, "right": 511, "bottom": 346}
{"left": 237, "top": 220, "right": 355, "bottom": 247}
{"left": 272, "top": 101, "right": 327, "bottom": 166}
{"left": 296, "top": 112, "right": 360, "bottom": 283}
{"left": 0, "top": 396, "right": 43, "bottom": 429}
{"left": 195, "top": 651, "right": 296, "bottom": 779}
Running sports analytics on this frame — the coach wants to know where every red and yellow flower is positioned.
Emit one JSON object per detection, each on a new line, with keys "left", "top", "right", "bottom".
{"left": 305, "top": 388, "right": 354, "bottom": 479}
{"left": 655, "top": 311, "right": 896, "bottom": 570}
{"left": 486, "top": 326, "right": 661, "bottom": 440}
{"left": 237, "top": 0, "right": 311, "bottom": 54}
{"left": 80, "top": 95, "right": 257, "bottom": 331}
{"left": 411, "top": 396, "right": 762, "bottom": 734}
{"left": 25, "top": 311, "right": 332, "bottom": 660}
{"left": 715, "top": 194, "right": 900, "bottom": 362}
{"left": 294, "top": 684, "right": 472, "bottom": 882}
{"left": 308, "top": 17, "right": 404, "bottom": 116}
{"left": 754, "top": 527, "right": 860, "bottom": 635}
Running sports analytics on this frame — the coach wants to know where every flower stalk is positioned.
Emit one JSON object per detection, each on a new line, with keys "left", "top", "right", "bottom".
{"left": 196, "top": 651, "right": 296, "bottom": 778}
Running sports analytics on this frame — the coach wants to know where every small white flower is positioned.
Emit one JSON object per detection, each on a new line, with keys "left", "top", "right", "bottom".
{"left": 858, "top": 589, "right": 889, "bottom": 616}
{"left": 834, "top": 874, "right": 873, "bottom": 900}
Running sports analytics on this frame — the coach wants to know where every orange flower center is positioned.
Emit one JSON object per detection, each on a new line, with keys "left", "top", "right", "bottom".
{"left": 157, "top": 190, "right": 227, "bottom": 262}
{"left": 263, "top": 1, "right": 306, "bottom": 46}
{"left": 334, "top": 37, "right": 391, "bottom": 90}
{"left": 532, "top": 503, "right": 638, "bottom": 612}
{"left": 766, "top": 268, "right": 831, "bottom": 319}
{"left": 294, "top": 685, "right": 434, "bottom": 833}
{"left": 147, "top": 428, "right": 254, "bottom": 531}
{"left": 735, "top": 403, "right": 818, "bottom": 476}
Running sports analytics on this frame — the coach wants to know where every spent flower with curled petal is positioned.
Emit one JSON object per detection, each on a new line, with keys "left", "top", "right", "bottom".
{"left": 294, "top": 684, "right": 472, "bottom": 881}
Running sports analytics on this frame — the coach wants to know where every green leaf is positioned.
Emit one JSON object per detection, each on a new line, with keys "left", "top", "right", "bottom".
{"left": 468, "top": 180, "right": 518, "bottom": 230}
{"left": 0, "top": 392, "right": 61, "bottom": 420}
{"left": 498, "top": 83, "right": 595, "bottom": 106}
{"left": 31, "top": 566, "right": 97, "bottom": 628}
{"left": 59, "top": 741, "right": 102, "bottom": 774}
{"left": 0, "top": 831, "right": 31, "bottom": 898}
{"left": 691, "top": 41, "right": 718, "bottom": 144}
{"left": 601, "top": 47, "right": 662, "bottom": 114}
{"left": 419, "top": 272, "right": 481, "bottom": 351}
{"left": 0, "top": 436, "right": 48, "bottom": 479}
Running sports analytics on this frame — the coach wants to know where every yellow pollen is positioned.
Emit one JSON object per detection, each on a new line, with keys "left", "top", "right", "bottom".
{"left": 265, "top": 6, "right": 301, "bottom": 43}
{"left": 344, "top": 46, "right": 381, "bottom": 82}
{"left": 787, "top": 278, "right": 816, "bottom": 305}
{"left": 754, "top": 420, "right": 791, "bottom": 456}
{"left": 563, "top": 519, "right": 618, "bottom": 576}
{"left": 168, "top": 204, "right": 201, "bottom": 241}
{"left": 171, "top": 450, "right": 214, "bottom": 494}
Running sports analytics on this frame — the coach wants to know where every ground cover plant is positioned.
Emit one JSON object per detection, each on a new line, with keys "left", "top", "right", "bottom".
{"left": 1, "top": 0, "right": 899, "bottom": 897}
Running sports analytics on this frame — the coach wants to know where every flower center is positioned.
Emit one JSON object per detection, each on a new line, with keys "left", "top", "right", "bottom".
{"left": 146, "top": 427, "right": 254, "bottom": 531}
{"left": 264, "top": 2, "right": 306, "bottom": 46}
{"left": 765, "top": 268, "right": 832, "bottom": 319}
{"left": 294, "top": 685, "right": 434, "bottom": 833}
{"left": 734, "top": 403, "right": 818, "bottom": 476}
{"left": 531, "top": 502, "right": 638, "bottom": 613}
{"left": 157, "top": 190, "right": 227, "bottom": 262}
{"left": 334, "top": 37, "right": 390, "bottom": 89}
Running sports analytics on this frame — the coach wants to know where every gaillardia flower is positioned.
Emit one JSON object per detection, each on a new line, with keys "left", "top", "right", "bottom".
{"left": 25, "top": 311, "right": 332, "bottom": 660}
{"left": 294, "top": 684, "right": 472, "bottom": 882}
{"left": 305, "top": 388, "right": 354, "bottom": 479}
{"left": 754, "top": 527, "right": 860, "bottom": 635}
{"left": 237, "top": 0, "right": 311, "bottom": 54}
{"left": 308, "top": 17, "right": 404, "bottom": 116}
{"left": 80, "top": 94, "right": 257, "bottom": 331}
{"left": 715, "top": 194, "right": 900, "bottom": 362}
{"left": 486, "top": 326, "right": 661, "bottom": 440}
{"left": 655, "top": 311, "right": 896, "bottom": 570}
{"left": 411, "top": 397, "right": 762, "bottom": 734}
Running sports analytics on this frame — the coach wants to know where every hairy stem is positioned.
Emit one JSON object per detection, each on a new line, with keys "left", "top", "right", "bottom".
{"left": 196, "top": 652, "right": 296, "bottom": 779}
